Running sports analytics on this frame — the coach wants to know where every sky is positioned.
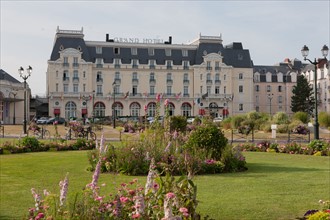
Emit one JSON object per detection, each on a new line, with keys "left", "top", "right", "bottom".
{"left": 1, "top": 0, "right": 329, "bottom": 96}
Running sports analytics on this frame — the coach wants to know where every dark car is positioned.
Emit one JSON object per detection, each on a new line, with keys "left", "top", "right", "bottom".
{"left": 46, "top": 117, "right": 66, "bottom": 124}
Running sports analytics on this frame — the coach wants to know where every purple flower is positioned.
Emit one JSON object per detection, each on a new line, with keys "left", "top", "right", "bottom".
{"left": 59, "top": 173, "right": 69, "bottom": 206}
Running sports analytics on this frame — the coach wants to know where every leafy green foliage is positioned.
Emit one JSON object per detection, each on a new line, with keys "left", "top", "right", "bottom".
{"left": 319, "top": 111, "right": 330, "bottom": 127}
{"left": 184, "top": 123, "right": 228, "bottom": 160}
{"left": 169, "top": 115, "right": 187, "bottom": 132}
{"left": 273, "top": 112, "right": 290, "bottom": 124}
{"left": 292, "top": 111, "right": 309, "bottom": 124}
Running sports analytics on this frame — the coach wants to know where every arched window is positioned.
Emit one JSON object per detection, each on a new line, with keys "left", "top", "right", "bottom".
{"left": 65, "top": 101, "right": 77, "bottom": 119}
{"left": 94, "top": 102, "right": 105, "bottom": 117}
{"left": 147, "top": 102, "right": 156, "bottom": 117}
{"left": 181, "top": 102, "right": 191, "bottom": 117}
{"left": 112, "top": 102, "right": 123, "bottom": 117}
{"left": 165, "top": 102, "right": 175, "bottom": 116}
{"left": 130, "top": 102, "right": 141, "bottom": 116}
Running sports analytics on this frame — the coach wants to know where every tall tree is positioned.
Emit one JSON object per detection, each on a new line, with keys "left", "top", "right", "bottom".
{"left": 291, "top": 75, "right": 315, "bottom": 115}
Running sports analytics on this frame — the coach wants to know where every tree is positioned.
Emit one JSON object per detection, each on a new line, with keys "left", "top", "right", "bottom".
{"left": 291, "top": 75, "right": 315, "bottom": 116}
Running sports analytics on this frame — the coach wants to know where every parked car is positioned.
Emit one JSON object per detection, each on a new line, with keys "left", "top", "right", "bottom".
{"left": 149, "top": 116, "right": 164, "bottom": 124}
{"left": 46, "top": 117, "right": 66, "bottom": 124}
{"left": 36, "top": 117, "right": 49, "bottom": 124}
{"left": 213, "top": 116, "right": 223, "bottom": 123}
{"left": 187, "top": 117, "right": 195, "bottom": 123}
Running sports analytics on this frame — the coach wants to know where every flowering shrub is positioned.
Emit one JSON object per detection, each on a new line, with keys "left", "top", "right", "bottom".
{"left": 235, "top": 140, "right": 330, "bottom": 156}
{"left": 26, "top": 137, "right": 206, "bottom": 219}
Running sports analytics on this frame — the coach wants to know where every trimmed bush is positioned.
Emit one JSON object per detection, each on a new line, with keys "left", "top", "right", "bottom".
{"left": 293, "top": 111, "right": 309, "bottom": 124}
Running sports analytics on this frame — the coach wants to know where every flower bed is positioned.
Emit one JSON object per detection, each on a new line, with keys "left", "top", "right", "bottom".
{"left": 235, "top": 139, "right": 330, "bottom": 156}
{"left": 1, "top": 137, "right": 95, "bottom": 154}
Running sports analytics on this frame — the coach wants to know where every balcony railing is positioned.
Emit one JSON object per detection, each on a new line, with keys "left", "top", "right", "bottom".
{"left": 132, "top": 78, "right": 139, "bottom": 83}
{"left": 206, "top": 79, "right": 213, "bottom": 84}
{"left": 215, "top": 79, "right": 221, "bottom": 84}
{"left": 96, "top": 78, "right": 103, "bottom": 82}
{"left": 215, "top": 67, "right": 220, "bottom": 71}
{"left": 72, "top": 77, "right": 79, "bottom": 82}
{"left": 149, "top": 65, "right": 155, "bottom": 69}
{"left": 167, "top": 79, "right": 173, "bottom": 84}
{"left": 206, "top": 66, "right": 212, "bottom": 70}
{"left": 63, "top": 63, "right": 69, "bottom": 67}
{"left": 72, "top": 63, "right": 79, "bottom": 68}
{"left": 183, "top": 79, "right": 190, "bottom": 84}
{"left": 132, "top": 64, "right": 139, "bottom": 69}
{"left": 167, "top": 66, "right": 172, "bottom": 70}
{"left": 96, "top": 64, "right": 103, "bottom": 68}
{"left": 63, "top": 77, "right": 69, "bottom": 82}
{"left": 183, "top": 66, "right": 189, "bottom": 70}
{"left": 149, "top": 79, "right": 156, "bottom": 84}
{"left": 114, "top": 64, "right": 121, "bottom": 69}
{"left": 96, "top": 93, "right": 103, "bottom": 96}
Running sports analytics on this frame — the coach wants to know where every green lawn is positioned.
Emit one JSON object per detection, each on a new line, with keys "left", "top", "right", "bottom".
{"left": 0, "top": 151, "right": 329, "bottom": 219}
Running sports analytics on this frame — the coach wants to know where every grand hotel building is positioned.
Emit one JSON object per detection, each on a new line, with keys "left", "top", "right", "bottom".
{"left": 47, "top": 27, "right": 254, "bottom": 120}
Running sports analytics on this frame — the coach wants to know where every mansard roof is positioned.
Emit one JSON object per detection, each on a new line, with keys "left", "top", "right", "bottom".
{"left": 0, "top": 69, "right": 21, "bottom": 83}
{"left": 49, "top": 30, "right": 253, "bottom": 68}
{"left": 253, "top": 64, "right": 298, "bottom": 83}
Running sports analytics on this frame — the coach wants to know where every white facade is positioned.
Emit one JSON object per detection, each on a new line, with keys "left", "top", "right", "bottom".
{"left": 47, "top": 28, "right": 255, "bottom": 120}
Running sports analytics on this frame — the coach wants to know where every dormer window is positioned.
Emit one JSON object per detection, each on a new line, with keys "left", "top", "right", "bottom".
{"left": 148, "top": 48, "right": 154, "bottom": 56}
{"left": 96, "top": 46, "right": 102, "bottom": 54}
{"left": 183, "top": 61, "right": 189, "bottom": 70}
{"left": 166, "top": 60, "right": 172, "bottom": 70}
{"left": 131, "top": 48, "right": 137, "bottom": 55}
{"left": 165, "top": 49, "right": 171, "bottom": 56}
{"left": 132, "top": 59, "right": 138, "bottom": 69}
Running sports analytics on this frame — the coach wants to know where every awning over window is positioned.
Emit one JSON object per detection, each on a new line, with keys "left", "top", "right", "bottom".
{"left": 82, "top": 109, "right": 87, "bottom": 114}
{"left": 54, "top": 109, "right": 60, "bottom": 114}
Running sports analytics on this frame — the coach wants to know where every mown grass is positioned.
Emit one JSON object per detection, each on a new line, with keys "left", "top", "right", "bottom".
{"left": 0, "top": 151, "right": 329, "bottom": 219}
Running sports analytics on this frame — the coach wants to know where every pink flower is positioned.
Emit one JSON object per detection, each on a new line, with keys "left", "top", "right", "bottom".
{"left": 35, "top": 212, "right": 44, "bottom": 219}
{"left": 59, "top": 173, "right": 69, "bottom": 207}
{"left": 144, "top": 105, "right": 147, "bottom": 112}
{"left": 164, "top": 99, "right": 169, "bottom": 107}
{"left": 153, "top": 183, "right": 159, "bottom": 190}
{"left": 166, "top": 192, "right": 175, "bottom": 199}
{"left": 120, "top": 196, "right": 129, "bottom": 203}
{"left": 132, "top": 213, "right": 141, "bottom": 218}
{"left": 179, "top": 207, "right": 188, "bottom": 213}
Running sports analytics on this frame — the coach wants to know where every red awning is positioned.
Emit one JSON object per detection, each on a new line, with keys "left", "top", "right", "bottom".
{"left": 82, "top": 109, "right": 87, "bottom": 114}
{"left": 54, "top": 109, "right": 60, "bottom": 114}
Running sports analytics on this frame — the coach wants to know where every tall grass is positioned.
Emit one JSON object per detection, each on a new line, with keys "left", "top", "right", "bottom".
{"left": 0, "top": 151, "right": 329, "bottom": 219}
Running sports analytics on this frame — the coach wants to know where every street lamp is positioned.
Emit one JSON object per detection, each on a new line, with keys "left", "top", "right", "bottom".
{"left": 8, "top": 90, "right": 17, "bottom": 125}
{"left": 92, "top": 90, "right": 95, "bottom": 123}
{"left": 301, "top": 44, "right": 329, "bottom": 140}
{"left": 18, "top": 66, "right": 32, "bottom": 134}
{"left": 267, "top": 93, "right": 274, "bottom": 119}
{"left": 82, "top": 95, "right": 90, "bottom": 125}
{"left": 112, "top": 81, "right": 116, "bottom": 128}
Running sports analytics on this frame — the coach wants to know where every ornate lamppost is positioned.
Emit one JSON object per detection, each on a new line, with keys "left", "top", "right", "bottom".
{"left": 301, "top": 45, "right": 329, "bottom": 140}
{"left": 112, "top": 81, "right": 116, "bottom": 129}
{"left": 19, "top": 66, "right": 32, "bottom": 134}
{"left": 267, "top": 93, "right": 274, "bottom": 119}
{"left": 9, "top": 90, "right": 17, "bottom": 125}
{"left": 82, "top": 95, "right": 90, "bottom": 125}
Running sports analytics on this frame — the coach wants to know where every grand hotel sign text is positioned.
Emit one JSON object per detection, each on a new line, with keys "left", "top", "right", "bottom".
{"left": 114, "top": 37, "right": 164, "bottom": 44}
{"left": 106, "top": 34, "right": 164, "bottom": 44}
